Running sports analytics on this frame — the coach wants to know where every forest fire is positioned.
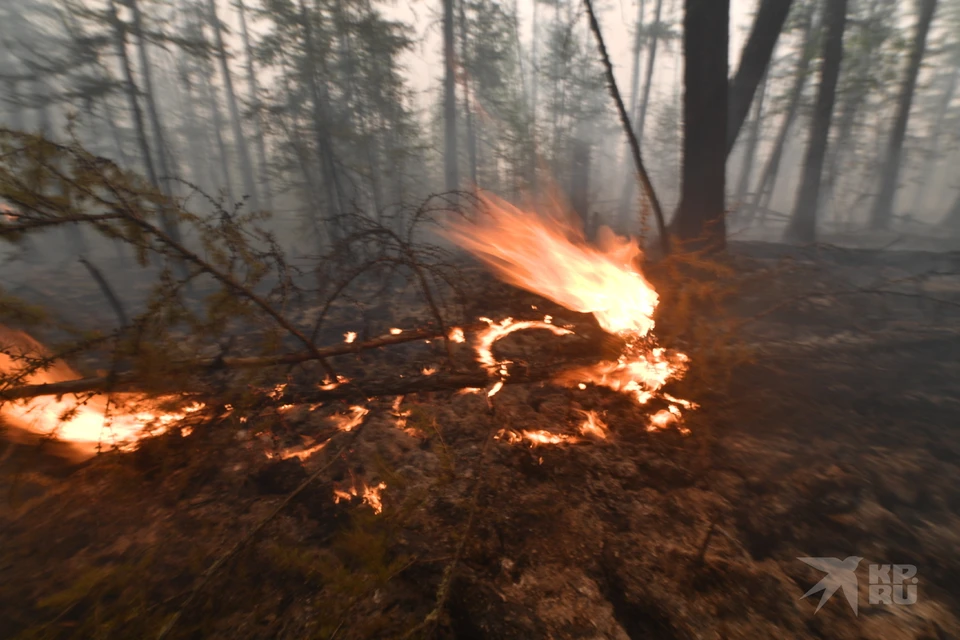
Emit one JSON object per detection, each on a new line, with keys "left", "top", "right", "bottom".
{"left": 0, "top": 327, "right": 203, "bottom": 458}
{"left": 447, "top": 194, "right": 693, "bottom": 432}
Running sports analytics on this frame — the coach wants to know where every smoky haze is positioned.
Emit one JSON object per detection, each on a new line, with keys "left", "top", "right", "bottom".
{"left": 1, "top": 0, "right": 959, "bottom": 267}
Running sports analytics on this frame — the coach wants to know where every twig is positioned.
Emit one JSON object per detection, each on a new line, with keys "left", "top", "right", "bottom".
{"left": 79, "top": 257, "right": 129, "bottom": 329}
{"left": 155, "top": 418, "right": 370, "bottom": 640}
{"left": 582, "top": 0, "right": 669, "bottom": 255}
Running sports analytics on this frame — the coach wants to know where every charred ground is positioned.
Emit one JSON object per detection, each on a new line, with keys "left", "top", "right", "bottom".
{"left": 1, "top": 241, "right": 960, "bottom": 640}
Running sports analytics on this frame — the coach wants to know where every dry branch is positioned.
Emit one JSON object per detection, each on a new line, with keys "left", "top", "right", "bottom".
{"left": 582, "top": 0, "right": 669, "bottom": 255}
{"left": 0, "top": 326, "right": 478, "bottom": 402}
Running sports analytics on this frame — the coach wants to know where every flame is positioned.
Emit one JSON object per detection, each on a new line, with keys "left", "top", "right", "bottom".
{"left": 0, "top": 327, "right": 203, "bottom": 458}
{"left": 445, "top": 195, "right": 658, "bottom": 336}
{"left": 523, "top": 430, "right": 577, "bottom": 446}
{"left": 446, "top": 194, "right": 693, "bottom": 433}
{"left": 577, "top": 410, "right": 608, "bottom": 439}
{"left": 329, "top": 405, "right": 369, "bottom": 431}
{"left": 278, "top": 437, "right": 329, "bottom": 461}
{"left": 333, "top": 480, "right": 386, "bottom": 514}
{"left": 389, "top": 328, "right": 403, "bottom": 335}
{"left": 344, "top": 331, "right": 357, "bottom": 344}
{"left": 448, "top": 327, "right": 465, "bottom": 343}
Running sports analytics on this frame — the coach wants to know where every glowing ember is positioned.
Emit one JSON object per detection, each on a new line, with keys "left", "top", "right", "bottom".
{"left": 421, "top": 366, "right": 437, "bottom": 376}
{"left": 329, "top": 405, "right": 369, "bottom": 431}
{"left": 445, "top": 194, "right": 693, "bottom": 432}
{"left": 0, "top": 327, "right": 204, "bottom": 458}
{"left": 449, "top": 327, "right": 466, "bottom": 343}
{"left": 390, "top": 396, "right": 423, "bottom": 437}
{"left": 577, "top": 410, "right": 609, "bottom": 439}
{"left": 344, "top": 331, "right": 357, "bottom": 344}
{"left": 475, "top": 316, "right": 572, "bottom": 376}
{"left": 278, "top": 437, "right": 329, "bottom": 461}
{"left": 389, "top": 328, "right": 403, "bottom": 335}
{"left": 523, "top": 430, "right": 577, "bottom": 446}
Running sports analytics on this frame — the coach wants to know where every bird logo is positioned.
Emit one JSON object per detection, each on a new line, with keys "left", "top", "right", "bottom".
{"left": 798, "top": 556, "right": 864, "bottom": 615}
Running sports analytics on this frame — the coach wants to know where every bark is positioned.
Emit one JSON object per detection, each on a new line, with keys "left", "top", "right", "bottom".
{"left": 443, "top": 0, "right": 459, "bottom": 194}
{"left": 672, "top": 0, "right": 729, "bottom": 250}
{"left": 784, "top": 0, "right": 847, "bottom": 244}
{"left": 739, "top": 3, "right": 816, "bottom": 228}
{"left": 236, "top": 0, "right": 273, "bottom": 212}
{"left": 207, "top": 0, "right": 260, "bottom": 212}
{"left": 727, "top": 0, "right": 794, "bottom": 154}
{"left": 734, "top": 71, "right": 767, "bottom": 207}
{"left": 869, "top": 0, "right": 937, "bottom": 229}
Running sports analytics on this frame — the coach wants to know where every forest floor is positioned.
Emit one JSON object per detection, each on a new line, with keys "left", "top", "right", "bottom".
{"left": 2, "top": 240, "right": 960, "bottom": 639}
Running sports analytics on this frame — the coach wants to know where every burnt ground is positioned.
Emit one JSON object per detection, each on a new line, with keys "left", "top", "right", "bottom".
{"left": 2, "top": 241, "right": 960, "bottom": 639}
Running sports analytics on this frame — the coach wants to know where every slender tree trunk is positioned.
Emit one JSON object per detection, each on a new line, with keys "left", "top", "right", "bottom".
{"left": 784, "top": 0, "right": 847, "bottom": 244}
{"left": 443, "top": 0, "right": 459, "bottom": 195}
{"left": 458, "top": 0, "right": 478, "bottom": 187}
{"left": 194, "top": 16, "right": 236, "bottom": 204}
{"left": 734, "top": 71, "right": 767, "bottom": 207}
{"left": 672, "top": 0, "right": 729, "bottom": 249}
{"left": 108, "top": 1, "right": 160, "bottom": 193}
{"left": 617, "top": 0, "right": 662, "bottom": 227}
{"left": 207, "top": 0, "right": 260, "bottom": 211}
{"left": 236, "top": 0, "right": 273, "bottom": 212}
{"left": 740, "top": 3, "right": 816, "bottom": 228}
{"left": 869, "top": 0, "right": 937, "bottom": 229}
{"left": 297, "top": 0, "right": 345, "bottom": 238}
{"left": 6, "top": 80, "right": 24, "bottom": 131}
{"left": 128, "top": 0, "right": 182, "bottom": 243}
{"left": 911, "top": 60, "right": 958, "bottom": 214}
{"left": 727, "top": 0, "right": 793, "bottom": 154}
{"left": 627, "top": 0, "right": 647, "bottom": 116}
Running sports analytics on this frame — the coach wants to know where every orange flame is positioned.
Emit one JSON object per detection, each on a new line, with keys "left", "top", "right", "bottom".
{"left": 0, "top": 327, "right": 203, "bottom": 458}
{"left": 446, "top": 194, "right": 693, "bottom": 433}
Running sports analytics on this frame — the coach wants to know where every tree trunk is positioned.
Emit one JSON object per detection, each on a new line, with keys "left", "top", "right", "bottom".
{"left": 194, "top": 16, "right": 236, "bottom": 205}
{"left": 784, "top": 0, "right": 847, "bottom": 244}
{"left": 734, "top": 71, "right": 767, "bottom": 207}
{"left": 236, "top": 0, "right": 273, "bottom": 212}
{"left": 108, "top": 1, "right": 160, "bottom": 194}
{"left": 207, "top": 0, "right": 260, "bottom": 212}
{"left": 443, "top": 0, "right": 459, "bottom": 194}
{"left": 128, "top": 0, "right": 182, "bottom": 243}
{"left": 739, "top": 3, "right": 816, "bottom": 228}
{"left": 943, "top": 190, "right": 960, "bottom": 229}
{"left": 672, "top": 0, "right": 728, "bottom": 250}
{"left": 869, "top": 0, "right": 937, "bottom": 229}
{"left": 910, "top": 60, "right": 958, "bottom": 215}
{"left": 459, "top": 0, "right": 478, "bottom": 187}
{"left": 297, "top": 0, "right": 345, "bottom": 238}
{"left": 727, "top": 0, "right": 793, "bottom": 154}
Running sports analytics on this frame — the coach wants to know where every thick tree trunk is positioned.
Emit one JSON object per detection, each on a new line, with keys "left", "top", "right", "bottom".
{"left": 869, "top": 0, "right": 937, "bottom": 230}
{"left": 739, "top": 3, "right": 816, "bottom": 228}
{"left": 208, "top": 0, "right": 260, "bottom": 212}
{"left": 784, "top": 0, "right": 847, "bottom": 244}
{"left": 236, "top": 0, "right": 273, "bottom": 212}
{"left": 726, "top": 0, "right": 793, "bottom": 154}
{"left": 672, "top": 0, "right": 729, "bottom": 250}
{"left": 443, "top": 0, "right": 459, "bottom": 194}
